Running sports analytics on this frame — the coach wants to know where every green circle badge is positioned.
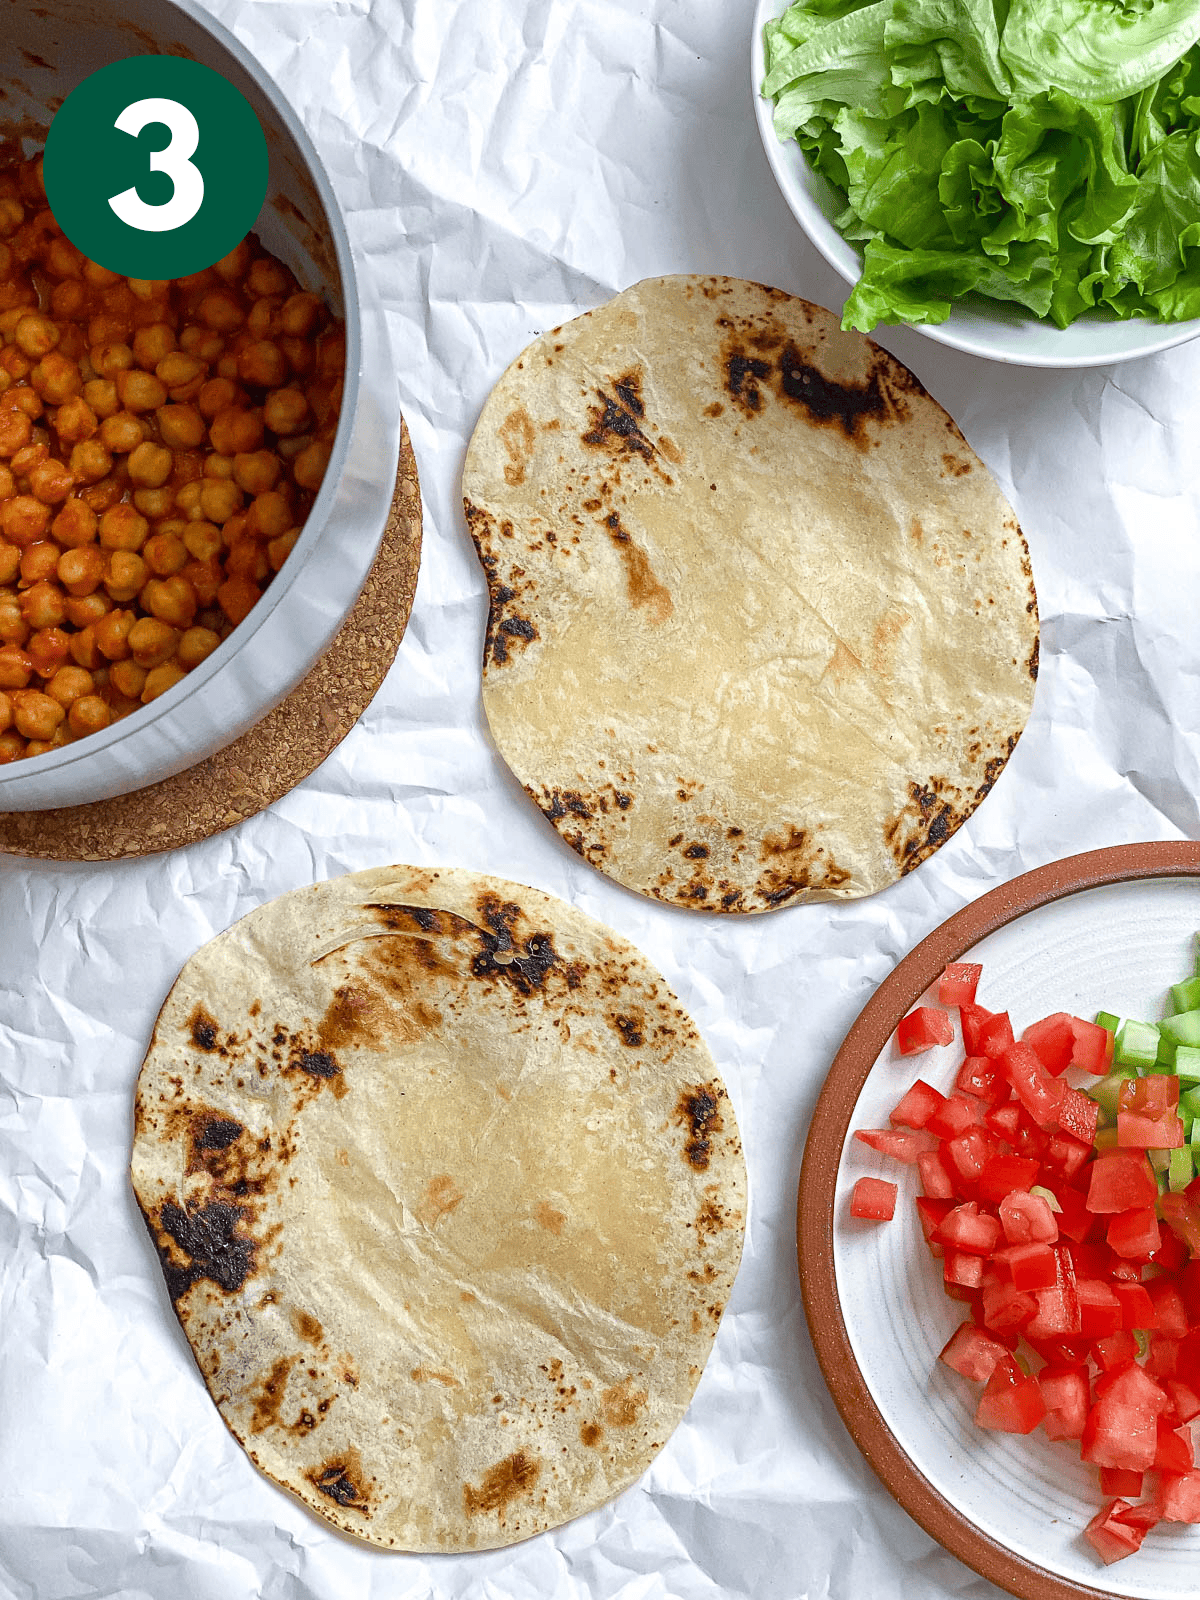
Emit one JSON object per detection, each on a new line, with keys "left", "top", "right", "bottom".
{"left": 44, "top": 56, "right": 268, "bottom": 279}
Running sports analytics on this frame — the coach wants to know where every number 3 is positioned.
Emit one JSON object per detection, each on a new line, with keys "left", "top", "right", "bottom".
{"left": 108, "top": 97, "right": 204, "bottom": 233}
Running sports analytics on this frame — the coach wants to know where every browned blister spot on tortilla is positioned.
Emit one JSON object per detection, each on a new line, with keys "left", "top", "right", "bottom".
{"left": 603, "top": 510, "right": 673, "bottom": 622}
{"left": 411, "top": 1367, "right": 460, "bottom": 1387}
{"left": 416, "top": 1174, "right": 464, "bottom": 1228}
{"left": 155, "top": 1198, "right": 259, "bottom": 1301}
{"left": 885, "top": 741, "right": 1022, "bottom": 874}
{"left": 580, "top": 1421, "right": 603, "bottom": 1446}
{"left": 308, "top": 1445, "right": 371, "bottom": 1514}
{"left": 463, "top": 502, "right": 541, "bottom": 669}
{"left": 942, "top": 452, "right": 972, "bottom": 477}
{"left": 463, "top": 1451, "right": 541, "bottom": 1518}
{"left": 294, "top": 1310, "right": 323, "bottom": 1344}
{"left": 537, "top": 1202, "right": 566, "bottom": 1235}
{"left": 189, "top": 1005, "right": 219, "bottom": 1052}
{"left": 600, "top": 1376, "right": 648, "bottom": 1428}
{"left": 610, "top": 1013, "right": 644, "bottom": 1049}
{"left": 249, "top": 1355, "right": 297, "bottom": 1433}
{"left": 675, "top": 1083, "right": 724, "bottom": 1170}
{"left": 752, "top": 824, "right": 851, "bottom": 906}
{"left": 499, "top": 406, "right": 536, "bottom": 487}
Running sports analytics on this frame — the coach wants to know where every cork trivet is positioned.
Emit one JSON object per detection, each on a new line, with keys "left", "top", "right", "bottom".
{"left": 0, "top": 421, "right": 421, "bottom": 862}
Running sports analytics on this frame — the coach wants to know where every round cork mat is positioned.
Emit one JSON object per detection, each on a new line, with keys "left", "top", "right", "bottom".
{"left": 0, "top": 421, "right": 421, "bottom": 861}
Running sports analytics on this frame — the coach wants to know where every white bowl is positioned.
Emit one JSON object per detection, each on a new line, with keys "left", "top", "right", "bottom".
{"left": 0, "top": 0, "right": 403, "bottom": 811}
{"left": 751, "top": 0, "right": 1200, "bottom": 368}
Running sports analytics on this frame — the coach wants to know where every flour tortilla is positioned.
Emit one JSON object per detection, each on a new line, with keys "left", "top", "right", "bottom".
{"left": 463, "top": 276, "right": 1038, "bottom": 912}
{"left": 130, "top": 865, "right": 745, "bottom": 1551}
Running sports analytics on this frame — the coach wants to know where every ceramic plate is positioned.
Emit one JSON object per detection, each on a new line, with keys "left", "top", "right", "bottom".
{"left": 798, "top": 843, "right": 1200, "bottom": 1600}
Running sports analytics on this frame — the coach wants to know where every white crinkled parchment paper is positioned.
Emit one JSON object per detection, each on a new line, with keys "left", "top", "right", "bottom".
{"left": 2, "top": 2, "right": 1198, "bottom": 1597}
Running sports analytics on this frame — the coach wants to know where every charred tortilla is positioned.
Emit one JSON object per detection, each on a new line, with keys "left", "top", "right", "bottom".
{"left": 130, "top": 865, "right": 745, "bottom": 1550}
{"left": 463, "top": 276, "right": 1038, "bottom": 912}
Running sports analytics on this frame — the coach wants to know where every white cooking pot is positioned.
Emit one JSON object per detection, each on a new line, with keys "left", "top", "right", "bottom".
{"left": 0, "top": 0, "right": 401, "bottom": 810}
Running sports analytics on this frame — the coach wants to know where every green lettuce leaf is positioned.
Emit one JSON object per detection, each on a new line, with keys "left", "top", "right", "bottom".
{"left": 761, "top": 0, "right": 1200, "bottom": 329}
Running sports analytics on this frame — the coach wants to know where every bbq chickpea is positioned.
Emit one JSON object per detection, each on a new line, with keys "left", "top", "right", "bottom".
{"left": 46, "top": 664, "right": 94, "bottom": 708}
{"left": 20, "top": 542, "right": 61, "bottom": 584}
{"left": 0, "top": 407, "right": 31, "bottom": 456}
{"left": 99, "top": 410, "right": 144, "bottom": 453}
{"left": 20, "top": 580, "right": 67, "bottom": 630}
{"left": 116, "top": 370, "right": 167, "bottom": 414}
{"left": 280, "top": 292, "right": 323, "bottom": 338}
{"left": 217, "top": 575, "right": 259, "bottom": 625}
{"left": 142, "top": 574, "right": 197, "bottom": 629}
{"left": 177, "top": 625, "right": 220, "bottom": 669}
{"left": 199, "top": 478, "right": 243, "bottom": 525}
{"left": 52, "top": 497, "right": 98, "bottom": 548}
{"left": 133, "top": 324, "right": 175, "bottom": 368}
{"left": 198, "top": 289, "right": 244, "bottom": 333}
{"left": 143, "top": 531, "right": 188, "bottom": 576}
{"left": 28, "top": 458, "right": 73, "bottom": 505}
{"left": 208, "top": 406, "right": 263, "bottom": 456}
{"left": 156, "top": 403, "right": 206, "bottom": 450}
{"left": 32, "top": 352, "right": 83, "bottom": 404}
{"left": 1, "top": 495, "right": 50, "bottom": 546}
{"left": 28, "top": 625, "right": 70, "bottom": 677}
{"left": 293, "top": 439, "right": 332, "bottom": 491}
{"left": 94, "top": 608, "right": 134, "bottom": 660}
{"left": 99, "top": 504, "right": 149, "bottom": 552}
{"left": 13, "top": 689, "right": 64, "bottom": 741}
{"left": 232, "top": 449, "right": 280, "bottom": 495}
{"left": 104, "top": 550, "right": 148, "bottom": 602}
{"left": 128, "top": 441, "right": 173, "bottom": 489}
{"left": 68, "top": 694, "right": 110, "bottom": 736}
{"left": 263, "top": 387, "right": 309, "bottom": 436}
{"left": 0, "top": 643, "right": 33, "bottom": 687}
{"left": 182, "top": 520, "right": 221, "bottom": 562}
{"left": 109, "top": 658, "right": 146, "bottom": 699}
{"left": 54, "top": 396, "right": 98, "bottom": 444}
{"left": 128, "top": 616, "right": 179, "bottom": 669}
{"left": 58, "top": 544, "right": 105, "bottom": 597}
{"left": 14, "top": 312, "right": 58, "bottom": 359}
{"left": 82, "top": 379, "right": 119, "bottom": 420}
{"left": 142, "top": 660, "right": 186, "bottom": 702}
{"left": 0, "top": 541, "right": 17, "bottom": 584}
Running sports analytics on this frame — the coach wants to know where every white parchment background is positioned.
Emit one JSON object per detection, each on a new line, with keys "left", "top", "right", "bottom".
{"left": 2, "top": 2, "right": 1198, "bottom": 1597}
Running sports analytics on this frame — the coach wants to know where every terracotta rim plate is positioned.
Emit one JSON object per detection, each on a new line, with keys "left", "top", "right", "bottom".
{"left": 798, "top": 841, "right": 1200, "bottom": 1600}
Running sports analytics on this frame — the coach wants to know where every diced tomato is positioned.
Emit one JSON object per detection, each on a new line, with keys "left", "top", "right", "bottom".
{"left": 917, "top": 1149, "right": 955, "bottom": 1200}
{"left": 926, "top": 1093, "right": 984, "bottom": 1140}
{"left": 1117, "top": 1109, "right": 1185, "bottom": 1149}
{"left": 1043, "top": 1131, "right": 1092, "bottom": 1183}
{"left": 934, "top": 1202, "right": 1000, "bottom": 1255}
{"left": 959, "top": 1002, "right": 994, "bottom": 1057}
{"left": 1025, "top": 1247, "right": 1081, "bottom": 1340}
{"left": 978, "top": 1011, "right": 1015, "bottom": 1061}
{"left": 1021, "top": 1013, "right": 1076, "bottom": 1075}
{"left": 1150, "top": 1218, "right": 1191, "bottom": 1272}
{"left": 896, "top": 1005, "right": 954, "bottom": 1055}
{"left": 992, "top": 1241, "right": 1056, "bottom": 1291}
{"left": 1077, "top": 1279, "right": 1123, "bottom": 1339}
{"left": 1148, "top": 1279, "right": 1189, "bottom": 1339}
{"left": 1038, "top": 1363, "right": 1089, "bottom": 1440}
{"left": 914, "top": 1195, "right": 953, "bottom": 1253}
{"left": 1054, "top": 1185, "right": 1099, "bottom": 1244}
{"left": 1002, "top": 1042, "right": 1066, "bottom": 1131}
{"left": 977, "top": 1153, "right": 1040, "bottom": 1206}
{"left": 1107, "top": 1207, "right": 1161, "bottom": 1261}
{"left": 1099, "top": 1466, "right": 1144, "bottom": 1498}
{"left": 941, "top": 1128, "right": 994, "bottom": 1191}
{"left": 1158, "top": 1470, "right": 1200, "bottom": 1523}
{"left": 1057, "top": 1087, "right": 1100, "bottom": 1147}
{"left": 1084, "top": 1500, "right": 1150, "bottom": 1564}
{"left": 998, "top": 1190, "right": 1058, "bottom": 1245}
{"left": 938, "top": 1321, "right": 1010, "bottom": 1382}
{"left": 974, "top": 1355, "right": 1046, "bottom": 1433}
{"left": 1146, "top": 1334, "right": 1180, "bottom": 1379}
{"left": 1155, "top": 1421, "right": 1194, "bottom": 1476}
{"left": 956, "top": 1054, "right": 1006, "bottom": 1104}
{"left": 1092, "top": 1330, "right": 1138, "bottom": 1372}
{"left": 854, "top": 1128, "right": 937, "bottom": 1164}
{"left": 981, "top": 1278, "right": 1037, "bottom": 1332}
{"left": 1120, "top": 1075, "right": 1179, "bottom": 1115}
{"left": 1065, "top": 1240, "right": 1110, "bottom": 1279}
{"left": 1178, "top": 1258, "right": 1200, "bottom": 1323}
{"left": 890, "top": 1079, "right": 946, "bottom": 1129}
{"left": 984, "top": 1101, "right": 1021, "bottom": 1142}
{"left": 850, "top": 1177, "right": 898, "bottom": 1221}
{"left": 944, "top": 1248, "right": 984, "bottom": 1289}
{"left": 1086, "top": 1149, "right": 1157, "bottom": 1214}
{"left": 1166, "top": 1377, "right": 1200, "bottom": 1424}
{"left": 1082, "top": 1364, "right": 1167, "bottom": 1472}
{"left": 1070, "top": 1016, "right": 1114, "bottom": 1076}
{"left": 938, "top": 962, "right": 982, "bottom": 1007}
{"left": 1112, "top": 1280, "right": 1157, "bottom": 1331}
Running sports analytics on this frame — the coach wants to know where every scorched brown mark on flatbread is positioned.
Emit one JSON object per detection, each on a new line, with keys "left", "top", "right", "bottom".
{"left": 365, "top": 897, "right": 563, "bottom": 999}
{"left": 600, "top": 1377, "right": 647, "bottom": 1428}
{"left": 775, "top": 342, "right": 896, "bottom": 445}
{"left": 189, "top": 1005, "right": 220, "bottom": 1052}
{"left": 611, "top": 1014, "right": 644, "bottom": 1049}
{"left": 249, "top": 1355, "right": 297, "bottom": 1433}
{"left": 155, "top": 1198, "right": 259, "bottom": 1300}
{"left": 499, "top": 406, "right": 536, "bottom": 486}
{"left": 415, "top": 1174, "right": 464, "bottom": 1228}
{"left": 603, "top": 510, "right": 673, "bottom": 622}
{"left": 463, "top": 1451, "right": 541, "bottom": 1518}
{"left": 463, "top": 504, "right": 540, "bottom": 669}
{"left": 308, "top": 1446, "right": 371, "bottom": 1513}
{"left": 752, "top": 825, "right": 851, "bottom": 906}
{"left": 675, "top": 1084, "right": 724, "bottom": 1170}
{"left": 580, "top": 369, "right": 673, "bottom": 485}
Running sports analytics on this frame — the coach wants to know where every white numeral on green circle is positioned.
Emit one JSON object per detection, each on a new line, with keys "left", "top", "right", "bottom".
{"left": 108, "top": 97, "right": 204, "bottom": 232}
